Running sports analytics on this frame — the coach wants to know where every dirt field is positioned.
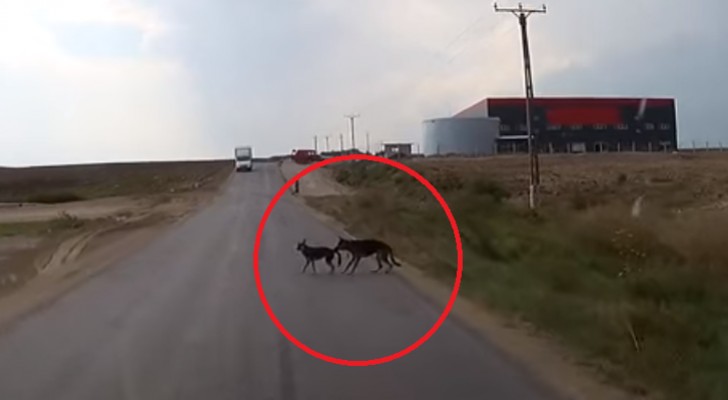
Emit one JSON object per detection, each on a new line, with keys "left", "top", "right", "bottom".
{"left": 408, "top": 152, "right": 728, "bottom": 211}
{"left": 0, "top": 160, "right": 232, "bottom": 203}
{"left": 0, "top": 160, "right": 232, "bottom": 308}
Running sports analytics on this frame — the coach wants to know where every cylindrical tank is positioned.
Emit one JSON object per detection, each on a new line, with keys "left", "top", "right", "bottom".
{"left": 423, "top": 117, "right": 500, "bottom": 156}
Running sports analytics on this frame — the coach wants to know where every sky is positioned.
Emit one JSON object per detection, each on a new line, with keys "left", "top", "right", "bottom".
{"left": 1, "top": 0, "right": 726, "bottom": 166}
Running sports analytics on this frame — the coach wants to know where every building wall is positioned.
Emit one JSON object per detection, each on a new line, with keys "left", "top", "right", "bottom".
{"left": 423, "top": 118, "right": 500, "bottom": 156}
{"left": 486, "top": 97, "right": 678, "bottom": 153}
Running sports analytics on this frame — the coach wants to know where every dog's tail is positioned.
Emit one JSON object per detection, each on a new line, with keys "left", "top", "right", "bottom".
{"left": 388, "top": 250, "right": 401, "bottom": 267}
{"left": 335, "top": 250, "right": 342, "bottom": 266}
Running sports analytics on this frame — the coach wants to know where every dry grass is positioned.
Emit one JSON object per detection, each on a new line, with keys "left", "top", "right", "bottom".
{"left": 0, "top": 160, "right": 232, "bottom": 203}
{"left": 410, "top": 153, "right": 728, "bottom": 211}
{"left": 309, "top": 153, "right": 728, "bottom": 400}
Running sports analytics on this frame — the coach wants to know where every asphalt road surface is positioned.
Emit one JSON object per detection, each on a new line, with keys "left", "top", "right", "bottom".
{"left": 0, "top": 163, "right": 561, "bottom": 400}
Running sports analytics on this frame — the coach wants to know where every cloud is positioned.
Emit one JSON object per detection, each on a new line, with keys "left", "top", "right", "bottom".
{"left": 0, "top": 0, "right": 206, "bottom": 166}
{"left": 2, "top": 0, "right": 728, "bottom": 165}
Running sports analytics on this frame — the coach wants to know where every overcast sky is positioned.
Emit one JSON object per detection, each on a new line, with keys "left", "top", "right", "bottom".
{"left": 1, "top": 0, "right": 726, "bottom": 166}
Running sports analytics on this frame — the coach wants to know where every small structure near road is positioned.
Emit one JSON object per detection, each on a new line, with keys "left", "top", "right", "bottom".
{"left": 382, "top": 143, "right": 413, "bottom": 158}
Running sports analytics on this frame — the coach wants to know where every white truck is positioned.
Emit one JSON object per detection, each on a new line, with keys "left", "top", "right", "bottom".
{"left": 234, "top": 146, "right": 253, "bottom": 172}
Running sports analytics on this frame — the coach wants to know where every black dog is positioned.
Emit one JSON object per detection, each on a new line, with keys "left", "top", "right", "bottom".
{"left": 334, "top": 237, "right": 401, "bottom": 275}
{"left": 296, "top": 239, "right": 341, "bottom": 274}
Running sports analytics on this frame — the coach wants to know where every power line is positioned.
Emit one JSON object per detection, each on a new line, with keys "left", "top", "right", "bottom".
{"left": 495, "top": 2, "right": 547, "bottom": 211}
{"left": 315, "top": 10, "right": 490, "bottom": 138}
{"left": 442, "top": 13, "right": 488, "bottom": 55}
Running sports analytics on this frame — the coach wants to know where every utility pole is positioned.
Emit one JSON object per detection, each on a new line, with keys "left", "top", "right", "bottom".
{"left": 325, "top": 136, "right": 330, "bottom": 152}
{"left": 314, "top": 135, "right": 318, "bottom": 153}
{"left": 495, "top": 2, "right": 547, "bottom": 210}
{"left": 366, "top": 131, "right": 371, "bottom": 154}
{"left": 345, "top": 114, "right": 360, "bottom": 151}
{"left": 339, "top": 134, "right": 344, "bottom": 152}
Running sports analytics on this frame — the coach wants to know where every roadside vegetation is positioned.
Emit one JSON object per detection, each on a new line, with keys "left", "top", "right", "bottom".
{"left": 0, "top": 212, "right": 86, "bottom": 238}
{"left": 306, "top": 154, "right": 728, "bottom": 400}
{"left": 0, "top": 160, "right": 232, "bottom": 204}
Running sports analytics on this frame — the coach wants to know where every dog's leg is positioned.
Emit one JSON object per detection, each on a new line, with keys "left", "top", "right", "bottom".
{"left": 326, "top": 255, "right": 335, "bottom": 274}
{"left": 348, "top": 256, "right": 362, "bottom": 275}
{"left": 335, "top": 251, "right": 341, "bottom": 266}
{"left": 381, "top": 252, "right": 394, "bottom": 274}
{"left": 311, "top": 260, "right": 317, "bottom": 275}
{"left": 373, "top": 253, "right": 384, "bottom": 273}
{"left": 301, "top": 259, "right": 311, "bottom": 273}
{"left": 343, "top": 256, "right": 356, "bottom": 274}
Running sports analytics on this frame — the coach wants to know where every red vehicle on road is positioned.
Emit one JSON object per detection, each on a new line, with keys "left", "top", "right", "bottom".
{"left": 291, "top": 149, "right": 321, "bottom": 164}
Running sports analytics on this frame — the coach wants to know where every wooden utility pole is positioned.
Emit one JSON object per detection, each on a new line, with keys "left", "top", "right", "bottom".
{"left": 495, "top": 2, "right": 547, "bottom": 210}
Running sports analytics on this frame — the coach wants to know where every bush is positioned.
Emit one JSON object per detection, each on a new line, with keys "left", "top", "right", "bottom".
{"left": 470, "top": 179, "right": 509, "bottom": 202}
{"left": 423, "top": 169, "right": 464, "bottom": 192}
{"left": 49, "top": 212, "right": 84, "bottom": 231}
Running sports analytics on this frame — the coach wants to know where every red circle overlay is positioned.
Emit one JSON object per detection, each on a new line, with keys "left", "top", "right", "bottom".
{"left": 253, "top": 154, "right": 463, "bottom": 367}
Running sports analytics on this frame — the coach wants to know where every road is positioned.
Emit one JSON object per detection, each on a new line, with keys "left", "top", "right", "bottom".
{"left": 0, "top": 163, "right": 560, "bottom": 400}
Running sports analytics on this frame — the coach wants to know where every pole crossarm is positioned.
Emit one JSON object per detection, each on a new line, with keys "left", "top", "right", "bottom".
{"left": 493, "top": 3, "right": 546, "bottom": 15}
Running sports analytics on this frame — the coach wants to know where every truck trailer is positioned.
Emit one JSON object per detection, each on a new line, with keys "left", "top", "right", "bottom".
{"left": 234, "top": 146, "right": 253, "bottom": 172}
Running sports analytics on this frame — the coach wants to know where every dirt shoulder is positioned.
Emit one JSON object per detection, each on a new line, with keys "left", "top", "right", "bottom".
{"left": 279, "top": 159, "right": 351, "bottom": 197}
{"left": 0, "top": 160, "right": 232, "bottom": 328}
{"left": 279, "top": 160, "right": 635, "bottom": 400}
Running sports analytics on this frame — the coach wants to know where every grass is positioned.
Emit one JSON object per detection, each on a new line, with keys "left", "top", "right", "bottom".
{"left": 0, "top": 160, "right": 232, "bottom": 203}
{"left": 308, "top": 157, "right": 728, "bottom": 400}
{"left": 24, "top": 192, "right": 85, "bottom": 204}
{"left": 0, "top": 213, "right": 87, "bottom": 237}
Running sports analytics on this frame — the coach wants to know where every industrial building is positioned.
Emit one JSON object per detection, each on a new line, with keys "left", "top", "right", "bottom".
{"left": 423, "top": 117, "right": 500, "bottom": 156}
{"left": 423, "top": 97, "right": 678, "bottom": 155}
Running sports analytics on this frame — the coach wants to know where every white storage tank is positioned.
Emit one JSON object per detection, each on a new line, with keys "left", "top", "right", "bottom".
{"left": 423, "top": 117, "right": 500, "bottom": 156}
